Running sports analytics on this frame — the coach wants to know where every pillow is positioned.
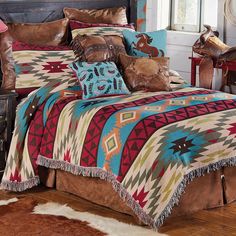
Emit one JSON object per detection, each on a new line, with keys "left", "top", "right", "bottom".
{"left": 70, "top": 20, "right": 134, "bottom": 39}
{"left": 123, "top": 29, "right": 167, "bottom": 57}
{"left": 70, "top": 61, "right": 130, "bottom": 99}
{"left": 63, "top": 6, "right": 128, "bottom": 25}
{"left": 169, "top": 70, "right": 188, "bottom": 90}
{"left": 169, "top": 70, "right": 185, "bottom": 84}
{"left": 0, "top": 18, "right": 70, "bottom": 90}
{"left": 13, "top": 41, "right": 75, "bottom": 97}
{"left": 119, "top": 54, "right": 171, "bottom": 92}
{"left": 71, "top": 34, "right": 126, "bottom": 63}
{"left": 7, "top": 18, "right": 69, "bottom": 46}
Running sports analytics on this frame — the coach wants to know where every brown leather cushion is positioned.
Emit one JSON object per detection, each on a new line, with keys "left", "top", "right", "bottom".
{"left": 119, "top": 54, "right": 171, "bottom": 92}
{"left": 71, "top": 34, "right": 126, "bottom": 63}
{"left": 0, "top": 18, "right": 70, "bottom": 90}
{"left": 63, "top": 7, "right": 128, "bottom": 25}
{"left": 7, "top": 18, "right": 69, "bottom": 46}
{"left": 0, "top": 31, "right": 15, "bottom": 90}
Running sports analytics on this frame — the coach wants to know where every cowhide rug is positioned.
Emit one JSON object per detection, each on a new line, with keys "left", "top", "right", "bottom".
{"left": 0, "top": 197, "right": 167, "bottom": 236}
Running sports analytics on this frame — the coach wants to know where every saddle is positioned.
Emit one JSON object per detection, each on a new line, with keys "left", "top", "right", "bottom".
{"left": 193, "top": 25, "right": 236, "bottom": 89}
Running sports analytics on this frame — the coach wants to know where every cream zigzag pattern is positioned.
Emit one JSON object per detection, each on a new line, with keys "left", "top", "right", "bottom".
{"left": 53, "top": 102, "right": 101, "bottom": 164}
{"left": 122, "top": 110, "right": 236, "bottom": 219}
{"left": 71, "top": 27, "right": 134, "bottom": 39}
{"left": 14, "top": 50, "right": 75, "bottom": 89}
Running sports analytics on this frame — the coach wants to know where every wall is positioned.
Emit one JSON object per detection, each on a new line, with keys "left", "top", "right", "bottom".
{"left": 146, "top": 0, "right": 198, "bottom": 84}
{"left": 225, "top": 1, "right": 236, "bottom": 46}
{"left": 225, "top": 1, "right": 236, "bottom": 93}
{"left": 146, "top": 0, "right": 158, "bottom": 32}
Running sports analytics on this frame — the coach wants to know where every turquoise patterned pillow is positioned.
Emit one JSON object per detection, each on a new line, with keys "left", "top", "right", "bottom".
{"left": 123, "top": 29, "right": 167, "bottom": 58}
{"left": 70, "top": 61, "right": 130, "bottom": 99}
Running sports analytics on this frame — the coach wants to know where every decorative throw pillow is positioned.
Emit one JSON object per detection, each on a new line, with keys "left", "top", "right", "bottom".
{"left": 64, "top": 6, "right": 128, "bottom": 25}
{"left": 169, "top": 70, "right": 188, "bottom": 90}
{"left": 70, "top": 20, "right": 134, "bottom": 39}
{"left": 0, "top": 18, "right": 70, "bottom": 91}
{"left": 71, "top": 34, "right": 126, "bottom": 63}
{"left": 13, "top": 41, "right": 75, "bottom": 97}
{"left": 119, "top": 54, "right": 171, "bottom": 92}
{"left": 70, "top": 61, "right": 130, "bottom": 99}
{"left": 8, "top": 18, "right": 69, "bottom": 46}
{"left": 122, "top": 29, "right": 167, "bottom": 57}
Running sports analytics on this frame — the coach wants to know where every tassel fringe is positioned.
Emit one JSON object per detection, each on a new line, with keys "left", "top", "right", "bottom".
{"left": 1, "top": 176, "right": 40, "bottom": 192}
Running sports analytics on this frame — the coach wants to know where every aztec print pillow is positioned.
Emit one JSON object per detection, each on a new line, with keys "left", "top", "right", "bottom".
{"left": 13, "top": 41, "right": 76, "bottom": 97}
{"left": 69, "top": 20, "right": 135, "bottom": 39}
{"left": 70, "top": 61, "right": 130, "bottom": 99}
{"left": 122, "top": 29, "right": 167, "bottom": 57}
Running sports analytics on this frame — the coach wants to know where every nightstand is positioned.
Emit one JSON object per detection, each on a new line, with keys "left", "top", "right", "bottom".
{"left": 0, "top": 90, "right": 17, "bottom": 179}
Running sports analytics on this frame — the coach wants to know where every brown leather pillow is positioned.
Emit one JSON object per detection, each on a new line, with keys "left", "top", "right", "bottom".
{"left": 0, "top": 32, "right": 15, "bottom": 90}
{"left": 71, "top": 34, "right": 126, "bottom": 63}
{"left": 119, "top": 54, "right": 171, "bottom": 92}
{"left": 63, "top": 7, "right": 128, "bottom": 25}
{"left": 7, "top": 18, "right": 69, "bottom": 46}
{"left": 0, "top": 18, "right": 70, "bottom": 90}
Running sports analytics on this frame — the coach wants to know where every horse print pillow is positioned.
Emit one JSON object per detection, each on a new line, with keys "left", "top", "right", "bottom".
{"left": 123, "top": 29, "right": 167, "bottom": 58}
{"left": 70, "top": 61, "right": 130, "bottom": 99}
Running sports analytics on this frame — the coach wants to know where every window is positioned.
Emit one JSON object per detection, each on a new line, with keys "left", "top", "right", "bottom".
{"left": 157, "top": 0, "right": 219, "bottom": 33}
{"left": 171, "top": 0, "right": 201, "bottom": 32}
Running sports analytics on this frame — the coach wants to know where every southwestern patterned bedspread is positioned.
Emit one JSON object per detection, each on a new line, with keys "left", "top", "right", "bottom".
{"left": 2, "top": 78, "right": 236, "bottom": 229}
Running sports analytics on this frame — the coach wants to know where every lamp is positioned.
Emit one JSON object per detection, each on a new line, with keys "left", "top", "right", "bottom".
{"left": 0, "top": 20, "right": 7, "bottom": 33}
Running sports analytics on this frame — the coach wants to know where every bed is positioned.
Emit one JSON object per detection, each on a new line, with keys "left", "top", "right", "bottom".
{"left": 0, "top": 0, "right": 236, "bottom": 230}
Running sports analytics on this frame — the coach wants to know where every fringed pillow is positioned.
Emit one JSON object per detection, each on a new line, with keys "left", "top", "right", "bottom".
{"left": 71, "top": 34, "right": 126, "bottom": 63}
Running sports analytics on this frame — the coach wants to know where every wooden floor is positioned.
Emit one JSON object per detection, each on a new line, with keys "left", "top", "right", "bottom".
{"left": 1, "top": 186, "right": 236, "bottom": 236}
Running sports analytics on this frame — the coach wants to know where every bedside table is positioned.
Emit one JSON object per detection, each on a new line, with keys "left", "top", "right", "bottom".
{"left": 0, "top": 90, "right": 17, "bottom": 179}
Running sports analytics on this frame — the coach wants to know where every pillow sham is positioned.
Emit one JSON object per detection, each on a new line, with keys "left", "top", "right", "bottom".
{"left": 71, "top": 34, "right": 126, "bottom": 63}
{"left": 70, "top": 61, "right": 130, "bottom": 99}
{"left": 70, "top": 20, "right": 134, "bottom": 39}
{"left": 64, "top": 6, "right": 128, "bottom": 25}
{"left": 8, "top": 18, "right": 69, "bottom": 46}
{"left": 13, "top": 41, "right": 75, "bottom": 97}
{"left": 119, "top": 54, "right": 171, "bottom": 92}
{"left": 123, "top": 29, "right": 167, "bottom": 57}
{"left": 0, "top": 18, "right": 70, "bottom": 91}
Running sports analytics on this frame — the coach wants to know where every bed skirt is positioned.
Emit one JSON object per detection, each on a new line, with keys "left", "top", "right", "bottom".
{"left": 39, "top": 166, "right": 236, "bottom": 223}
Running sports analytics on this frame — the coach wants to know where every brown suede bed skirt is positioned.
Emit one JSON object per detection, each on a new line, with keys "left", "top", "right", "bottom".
{"left": 39, "top": 167, "right": 236, "bottom": 221}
